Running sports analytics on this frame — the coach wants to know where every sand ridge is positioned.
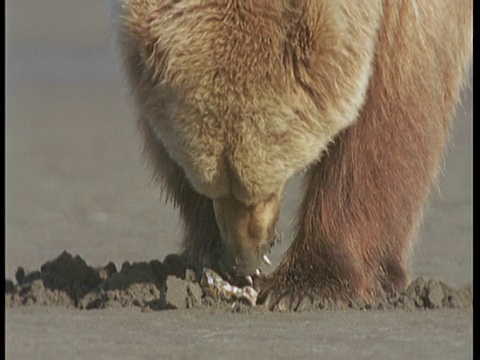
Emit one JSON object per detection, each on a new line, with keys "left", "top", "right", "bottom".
{"left": 5, "top": 251, "right": 472, "bottom": 313}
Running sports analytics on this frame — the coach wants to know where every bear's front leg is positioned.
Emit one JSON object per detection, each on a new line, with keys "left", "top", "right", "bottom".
{"left": 256, "top": 122, "right": 419, "bottom": 311}
{"left": 256, "top": 231, "right": 378, "bottom": 311}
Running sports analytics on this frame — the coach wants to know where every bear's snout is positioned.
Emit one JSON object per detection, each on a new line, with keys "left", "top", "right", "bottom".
{"left": 213, "top": 192, "right": 281, "bottom": 276}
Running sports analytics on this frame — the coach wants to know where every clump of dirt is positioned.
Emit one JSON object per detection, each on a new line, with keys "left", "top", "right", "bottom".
{"left": 308, "top": 277, "right": 472, "bottom": 312}
{"left": 5, "top": 251, "right": 472, "bottom": 312}
{"left": 6, "top": 251, "right": 221, "bottom": 311}
{"left": 6, "top": 251, "right": 104, "bottom": 308}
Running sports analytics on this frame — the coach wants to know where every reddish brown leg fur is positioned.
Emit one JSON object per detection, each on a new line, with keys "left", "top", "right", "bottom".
{"left": 258, "top": 98, "right": 452, "bottom": 309}
{"left": 258, "top": 2, "right": 470, "bottom": 310}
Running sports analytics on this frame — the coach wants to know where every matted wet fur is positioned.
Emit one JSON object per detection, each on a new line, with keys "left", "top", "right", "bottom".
{"left": 108, "top": 0, "right": 472, "bottom": 310}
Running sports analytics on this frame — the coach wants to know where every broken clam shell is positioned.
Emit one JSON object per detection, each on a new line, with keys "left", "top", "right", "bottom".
{"left": 200, "top": 268, "right": 258, "bottom": 306}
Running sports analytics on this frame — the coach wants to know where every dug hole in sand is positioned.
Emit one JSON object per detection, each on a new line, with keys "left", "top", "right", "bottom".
{"left": 5, "top": 250, "right": 472, "bottom": 313}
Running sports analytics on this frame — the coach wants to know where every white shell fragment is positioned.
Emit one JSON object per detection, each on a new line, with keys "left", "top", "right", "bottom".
{"left": 262, "top": 254, "right": 272, "bottom": 266}
{"left": 200, "top": 268, "right": 258, "bottom": 306}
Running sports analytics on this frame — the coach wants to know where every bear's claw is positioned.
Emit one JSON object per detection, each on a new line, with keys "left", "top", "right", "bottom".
{"left": 257, "top": 286, "right": 314, "bottom": 311}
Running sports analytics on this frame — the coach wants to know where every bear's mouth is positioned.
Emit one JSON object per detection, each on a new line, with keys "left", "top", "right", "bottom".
{"left": 208, "top": 229, "right": 281, "bottom": 287}
{"left": 211, "top": 189, "right": 283, "bottom": 280}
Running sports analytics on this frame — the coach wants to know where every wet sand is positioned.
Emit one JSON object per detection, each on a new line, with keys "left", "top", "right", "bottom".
{"left": 5, "top": 1, "right": 472, "bottom": 359}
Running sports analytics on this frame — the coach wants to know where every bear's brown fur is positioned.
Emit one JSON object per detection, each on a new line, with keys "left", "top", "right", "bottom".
{"left": 109, "top": 0, "right": 472, "bottom": 310}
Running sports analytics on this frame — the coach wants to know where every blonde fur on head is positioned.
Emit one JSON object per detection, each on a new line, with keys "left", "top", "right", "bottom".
{"left": 109, "top": 0, "right": 472, "bottom": 308}
{"left": 110, "top": 0, "right": 381, "bottom": 203}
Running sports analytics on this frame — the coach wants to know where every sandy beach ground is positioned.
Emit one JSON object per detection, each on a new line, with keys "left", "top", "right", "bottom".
{"left": 5, "top": 1, "right": 472, "bottom": 359}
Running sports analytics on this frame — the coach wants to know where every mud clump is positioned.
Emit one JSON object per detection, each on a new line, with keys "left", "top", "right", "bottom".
{"left": 298, "top": 277, "right": 472, "bottom": 312}
{"left": 163, "top": 276, "right": 203, "bottom": 310}
{"left": 5, "top": 251, "right": 472, "bottom": 312}
{"left": 6, "top": 251, "right": 103, "bottom": 308}
{"left": 80, "top": 260, "right": 166, "bottom": 310}
{"left": 6, "top": 251, "right": 219, "bottom": 311}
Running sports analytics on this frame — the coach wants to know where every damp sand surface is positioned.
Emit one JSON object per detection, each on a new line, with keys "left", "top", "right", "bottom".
{"left": 6, "top": 305, "right": 473, "bottom": 360}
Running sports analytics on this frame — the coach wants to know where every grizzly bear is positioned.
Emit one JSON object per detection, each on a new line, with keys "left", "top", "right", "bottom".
{"left": 108, "top": 0, "right": 472, "bottom": 310}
